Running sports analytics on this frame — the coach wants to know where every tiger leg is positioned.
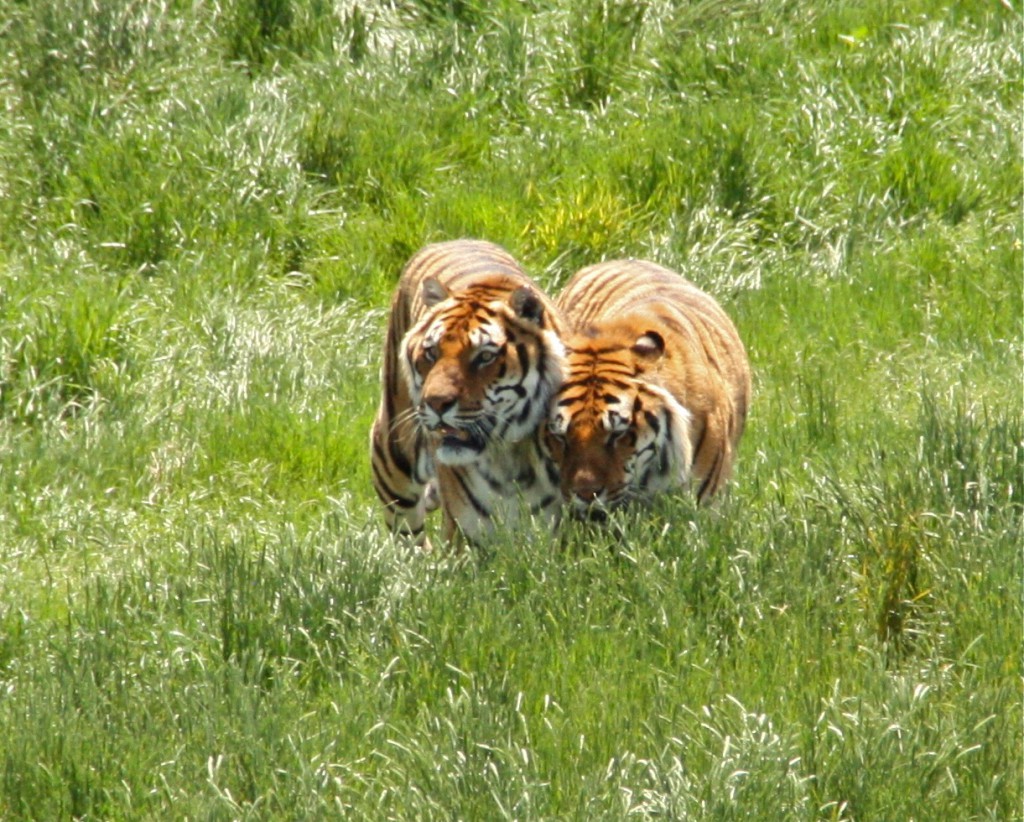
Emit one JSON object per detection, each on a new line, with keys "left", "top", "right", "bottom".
{"left": 370, "top": 414, "right": 430, "bottom": 544}
{"left": 440, "top": 509, "right": 467, "bottom": 554}
{"left": 692, "top": 410, "right": 735, "bottom": 504}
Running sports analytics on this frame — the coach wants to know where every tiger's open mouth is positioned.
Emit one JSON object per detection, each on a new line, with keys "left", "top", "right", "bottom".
{"left": 569, "top": 490, "right": 629, "bottom": 521}
{"left": 436, "top": 425, "right": 484, "bottom": 451}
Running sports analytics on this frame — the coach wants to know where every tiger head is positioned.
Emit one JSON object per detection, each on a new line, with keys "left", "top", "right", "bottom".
{"left": 402, "top": 277, "right": 564, "bottom": 466}
{"left": 548, "top": 324, "right": 693, "bottom": 517}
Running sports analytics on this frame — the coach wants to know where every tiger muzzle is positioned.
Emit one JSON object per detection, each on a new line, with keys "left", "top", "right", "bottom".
{"left": 568, "top": 466, "right": 607, "bottom": 510}
{"left": 419, "top": 396, "right": 487, "bottom": 456}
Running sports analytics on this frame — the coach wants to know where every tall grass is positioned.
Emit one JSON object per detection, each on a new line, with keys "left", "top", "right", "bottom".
{"left": 0, "top": 0, "right": 1020, "bottom": 818}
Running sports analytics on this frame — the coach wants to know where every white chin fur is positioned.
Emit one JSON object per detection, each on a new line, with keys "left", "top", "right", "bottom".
{"left": 434, "top": 443, "right": 481, "bottom": 466}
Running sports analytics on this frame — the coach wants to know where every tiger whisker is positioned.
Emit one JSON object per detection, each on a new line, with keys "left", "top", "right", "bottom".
{"left": 389, "top": 406, "right": 419, "bottom": 434}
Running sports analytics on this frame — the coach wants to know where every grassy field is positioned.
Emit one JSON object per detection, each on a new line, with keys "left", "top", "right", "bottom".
{"left": 0, "top": 0, "right": 1021, "bottom": 818}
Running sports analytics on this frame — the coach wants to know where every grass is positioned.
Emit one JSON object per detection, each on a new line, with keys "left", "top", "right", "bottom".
{"left": 0, "top": 0, "right": 1021, "bottom": 818}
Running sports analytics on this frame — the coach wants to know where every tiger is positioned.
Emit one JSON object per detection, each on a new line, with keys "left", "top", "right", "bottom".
{"left": 370, "top": 239, "right": 566, "bottom": 546}
{"left": 548, "top": 259, "right": 751, "bottom": 518}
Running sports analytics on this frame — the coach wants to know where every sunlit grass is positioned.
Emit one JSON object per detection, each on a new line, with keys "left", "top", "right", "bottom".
{"left": 0, "top": 0, "right": 1019, "bottom": 818}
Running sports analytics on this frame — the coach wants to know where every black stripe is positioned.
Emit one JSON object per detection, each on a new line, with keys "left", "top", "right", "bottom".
{"left": 387, "top": 440, "right": 413, "bottom": 478}
{"left": 531, "top": 494, "right": 557, "bottom": 513}
{"left": 515, "top": 342, "right": 530, "bottom": 368}
{"left": 558, "top": 375, "right": 632, "bottom": 393}
{"left": 373, "top": 434, "right": 415, "bottom": 481}
{"left": 371, "top": 438, "right": 394, "bottom": 470}
{"left": 638, "top": 463, "right": 654, "bottom": 488}
{"left": 644, "top": 410, "right": 660, "bottom": 435}
{"left": 515, "top": 465, "right": 537, "bottom": 485}
{"left": 571, "top": 361, "right": 634, "bottom": 377}
{"left": 452, "top": 470, "right": 490, "bottom": 517}
{"left": 495, "top": 382, "right": 528, "bottom": 399}
{"left": 697, "top": 450, "right": 723, "bottom": 503}
{"left": 482, "top": 469, "right": 506, "bottom": 494}
{"left": 372, "top": 473, "right": 419, "bottom": 509}
{"left": 543, "top": 456, "right": 560, "bottom": 487}
{"left": 568, "top": 343, "right": 629, "bottom": 357}
{"left": 690, "top": 425, "right": 707, "bottom": 470}
{"left": 657, "top": 443, "right": 671, "bottom": 474}
{"left": 407, "top": 244, "right": 452, "bottom": 279}
{"left": 445, "top": 260, "right": 522, "bottom": 282}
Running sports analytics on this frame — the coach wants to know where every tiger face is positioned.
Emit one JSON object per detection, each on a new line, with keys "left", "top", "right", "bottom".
{"left": 403, "top": 277, "right": 563, "bottom": 467}
{"left": 548, "top": 330, "right": 692, "bottom": 517}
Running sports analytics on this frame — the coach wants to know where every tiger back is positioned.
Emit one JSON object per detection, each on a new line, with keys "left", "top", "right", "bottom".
{"left": 549, "top": 259, "right": 751, "bottom": 515}
{"left": 370, "top": 239, "right": 565, "bottom": 545}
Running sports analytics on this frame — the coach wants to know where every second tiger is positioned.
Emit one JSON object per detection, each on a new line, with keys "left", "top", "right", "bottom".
{"left": 547, "top": 259, "right": 751, "bottom": 517}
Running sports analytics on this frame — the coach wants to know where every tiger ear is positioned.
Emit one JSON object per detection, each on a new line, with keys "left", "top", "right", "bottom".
{"left": 422, "top": 277, "right": 450, "bottom": 307}
{"left": 510, "top": 287, "right": 545, "bottom": 325}
{"left": 633, "top": 331, "right": 665, "bottom": 358}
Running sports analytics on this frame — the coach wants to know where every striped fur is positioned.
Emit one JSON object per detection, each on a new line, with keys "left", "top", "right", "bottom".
{"left": 550, "top": 259, "right": 751, "bottom": 516}
{"left": 370, "top": 239, "right": 565, "bottom": 545}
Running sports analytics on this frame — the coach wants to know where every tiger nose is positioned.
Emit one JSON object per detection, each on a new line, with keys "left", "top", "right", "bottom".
{"left": 425, "top": 393, "right": 457, "bottom": 416}
{"left": 572, "top": 469, "right": 603, "bottom": 502}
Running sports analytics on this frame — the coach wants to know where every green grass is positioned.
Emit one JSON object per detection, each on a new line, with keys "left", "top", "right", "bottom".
{"left": 0, "top": 0, "right": 1020, "bottom": 818}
